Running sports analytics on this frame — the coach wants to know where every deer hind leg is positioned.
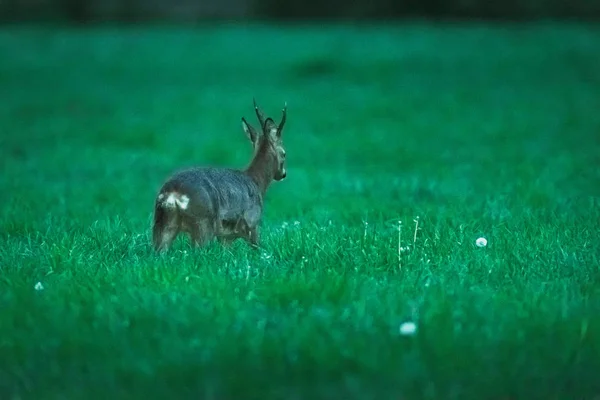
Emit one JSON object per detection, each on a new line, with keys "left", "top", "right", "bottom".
{"left": 152, "top": 206, "right": 181, "bottom": 253}
{"left": 188, "top": 218, "right": 216, "bottom": 248}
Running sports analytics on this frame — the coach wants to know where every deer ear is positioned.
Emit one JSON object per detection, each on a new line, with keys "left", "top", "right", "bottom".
{"left": 242, "top": 117, "right": 259, "bottom": 145}
{"left": 263, "top": 117, "right": 278, "bottom": 140}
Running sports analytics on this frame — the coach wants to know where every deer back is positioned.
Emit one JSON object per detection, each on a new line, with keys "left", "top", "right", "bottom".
{"left": 159, "top": 166, "right": 263, "bottom": 229}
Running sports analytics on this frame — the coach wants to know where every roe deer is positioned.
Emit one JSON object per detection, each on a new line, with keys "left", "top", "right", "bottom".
{"left": 152, "top": 99, "right": 288, "bottom": 252}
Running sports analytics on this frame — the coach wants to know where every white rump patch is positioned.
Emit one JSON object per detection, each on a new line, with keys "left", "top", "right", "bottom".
{"left": 158, "top": 192, "right": 190, "bottom": 210}
{"left": 176, "top": 194, "right": 190, "bottom": 209}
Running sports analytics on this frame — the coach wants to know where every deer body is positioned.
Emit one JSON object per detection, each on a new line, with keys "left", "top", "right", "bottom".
{"left": 152, "top": 100, "right": 287, "bottom": 252}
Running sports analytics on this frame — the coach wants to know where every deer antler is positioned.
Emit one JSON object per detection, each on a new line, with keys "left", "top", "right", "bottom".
{"left": 253, "top": 98, "right": 267, "bottom": 131}
{"left": 278, "top": 102, "right": 287, "bottom": 134}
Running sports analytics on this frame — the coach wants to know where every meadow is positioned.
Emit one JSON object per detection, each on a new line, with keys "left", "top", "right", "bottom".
{"left": 1, "top": 21, "right": 599, "bottom": 399}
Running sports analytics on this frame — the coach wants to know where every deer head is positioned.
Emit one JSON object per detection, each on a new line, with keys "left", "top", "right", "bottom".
{"left": 242, "top": 99, "right": 287, "bottom": 193}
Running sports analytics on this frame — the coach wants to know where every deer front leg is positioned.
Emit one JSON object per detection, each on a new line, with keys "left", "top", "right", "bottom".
{"left": 246, "top": 226, "right": 260, "bottom": 250}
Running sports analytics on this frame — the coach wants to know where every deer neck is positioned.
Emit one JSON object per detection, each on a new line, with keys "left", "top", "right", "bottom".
{"left": 245, "top": 145, "right": 275, "bottom": 195}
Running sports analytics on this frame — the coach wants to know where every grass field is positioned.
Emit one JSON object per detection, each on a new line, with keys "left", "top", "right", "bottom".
{"left": 1, "top": 21, "right": 600, "bottom": 399}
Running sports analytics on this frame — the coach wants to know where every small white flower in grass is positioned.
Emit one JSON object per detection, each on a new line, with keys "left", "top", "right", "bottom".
{"left": 476, "top": 237, "right": 488, "bottom": 247}
{"left": 34, "top": 282, "right": 44, "bottom": 291}
{"left": 399, "top": 321, "right": 417, "bottom": 336}
{"left": 293, "top": 221, "right": 300, "bottom": 226}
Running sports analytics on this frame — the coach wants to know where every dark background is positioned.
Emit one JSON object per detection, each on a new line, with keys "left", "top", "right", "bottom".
{"left": 2, "top": 0, "right": 600, "bottom": 23}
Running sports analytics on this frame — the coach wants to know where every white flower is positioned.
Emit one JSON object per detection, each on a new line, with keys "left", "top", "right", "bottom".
{"left": 476, "top": 237, "right": 488, "bottom": 247}
{"left": 34, "top": 282, "right": 44, "bottom": 291}
{"left": 399, "top": 321, "right": 417, "bottom": 336}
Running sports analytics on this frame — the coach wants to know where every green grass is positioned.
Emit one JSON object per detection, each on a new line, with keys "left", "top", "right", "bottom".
{"left": 1, "top": 21, "right": 600, "bottom": 399}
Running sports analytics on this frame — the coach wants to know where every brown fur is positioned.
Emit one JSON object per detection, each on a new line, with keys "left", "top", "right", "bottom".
{"left": 152, "top": 100, "right": 288, "bottom": 252}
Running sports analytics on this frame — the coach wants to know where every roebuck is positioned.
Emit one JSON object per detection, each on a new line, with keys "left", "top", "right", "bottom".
{"left": 152, "top": 100, "right": 288, "bottom": 252}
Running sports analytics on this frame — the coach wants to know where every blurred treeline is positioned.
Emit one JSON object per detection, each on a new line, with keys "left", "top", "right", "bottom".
{"left": 1, "top": 0, "right": 599, "bottom": 22}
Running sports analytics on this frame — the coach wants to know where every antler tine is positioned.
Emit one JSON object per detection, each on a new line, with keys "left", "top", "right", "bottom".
{"left": 253, "top": 98, "right": 266, "bottom": 130}
{"left": 278, "top": 102, "right": 287, "bottom": 132}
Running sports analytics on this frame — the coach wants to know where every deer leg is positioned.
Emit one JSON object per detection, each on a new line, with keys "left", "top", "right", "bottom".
{"left": 153, "top": 222, "right": 180, "bottom": 253}
{"left": 246, "top": 226, "right": 260, "bottom": 250}
{"left": 189, "top": 219, "right": 215, "bottom": 248}
{"left": 153, "top": 207, "right": 181, "bottom": 253}
{"left": 155, "top": 227, "right": 180, "bottom": 253}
